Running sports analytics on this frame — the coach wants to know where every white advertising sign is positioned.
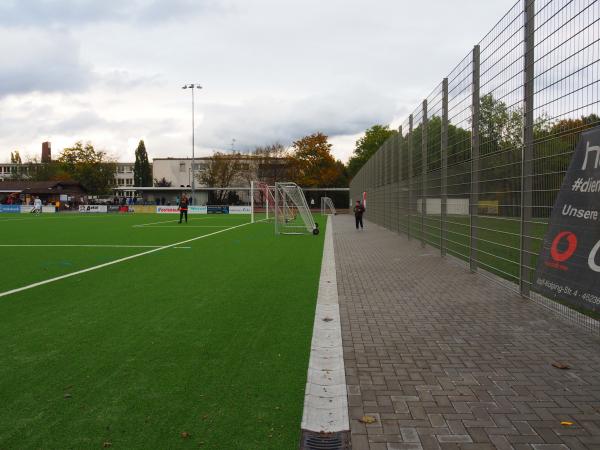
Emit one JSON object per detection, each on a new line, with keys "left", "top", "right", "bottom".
{"left": 229, "top": 206, "right": 252, "bottom": 214}
{"left": 42, "top": 206, "right": 56, "bottom": 213}
{"left": 79, "top": 205, "right": 108, "bottom": 213}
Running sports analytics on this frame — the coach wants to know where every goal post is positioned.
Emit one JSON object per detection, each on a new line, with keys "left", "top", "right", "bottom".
{"left": 320, "top": 197, "right": 336, "bottom": 216}
{"left": 250, "top": 181, "right": 276, "bottom": 223}
{"left": 274, "top": 182, "right": 319, "bottom": 235}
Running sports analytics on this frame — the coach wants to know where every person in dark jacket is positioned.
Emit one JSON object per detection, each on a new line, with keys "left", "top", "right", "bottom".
{"left": 354, "top": 200, "right": 365, "bottom": 230}
{"left": 178, "top": 194, "right": 189, "bottom": 223}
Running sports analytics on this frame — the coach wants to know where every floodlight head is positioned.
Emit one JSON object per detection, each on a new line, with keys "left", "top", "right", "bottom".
{"left": 182, "top": 85, "right": 188, "bottom": 89}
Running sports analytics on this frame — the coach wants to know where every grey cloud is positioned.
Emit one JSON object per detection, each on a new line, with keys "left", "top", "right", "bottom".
{"left": 0, "top": 0, "right": 223, "bottom": 26}
{"left": 0, "top": 29, "right": 92, "bottom": 97}
{"left": 198, "top": 87, "right": 400, "bottom": 151}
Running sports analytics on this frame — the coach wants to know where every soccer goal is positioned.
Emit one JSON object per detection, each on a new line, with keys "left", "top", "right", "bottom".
{"left": 320, "top": 197, "right": 336, "bottom": 216}
{"left": 250, "top": 181, "right": 277, "bottom": 223}
{"left": 274, "top": 182, "right": 319, "bottom": 235}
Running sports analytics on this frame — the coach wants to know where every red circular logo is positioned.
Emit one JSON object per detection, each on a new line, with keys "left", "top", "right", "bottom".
{"left": 550, "top": 231, "right": 577, "bottom": 262}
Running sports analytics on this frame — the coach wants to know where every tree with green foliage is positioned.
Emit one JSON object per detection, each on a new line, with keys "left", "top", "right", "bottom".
{"left": 58, "top": 141, "right": 116, "bottom": 195}
{"left": 133, "top": 140, "right": 152, "bottom": 187}
{"left": 347, "top": 125, "right": 398, "bottom": 178}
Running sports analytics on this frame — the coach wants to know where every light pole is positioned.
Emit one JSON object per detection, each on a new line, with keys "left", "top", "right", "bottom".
{"left": 182, "top": 83, "right": 202, "bottom": 204}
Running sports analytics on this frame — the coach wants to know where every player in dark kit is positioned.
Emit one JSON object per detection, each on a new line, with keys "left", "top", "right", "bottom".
{"left": 178, "top": 194, "right": 189, "bottom": 223}
{"left": 354, "top": 200, "right": 365, "bottom": 230}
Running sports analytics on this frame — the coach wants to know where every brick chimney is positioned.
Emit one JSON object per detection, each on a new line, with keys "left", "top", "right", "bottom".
{"left": 41, "top": 142, "right": 51, "bottom": 163}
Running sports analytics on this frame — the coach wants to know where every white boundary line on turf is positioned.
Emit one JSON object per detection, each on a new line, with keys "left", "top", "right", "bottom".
{"left": 0, "top": 220, "right": 262, "bottom": 299}
{"left": 135, "top": 225, "right": 231, "bottom": 228}
{"left": 0, "top": 244, "right": 163, "bottom": 248}
{"left": 300, "top": 215, "right": 349, "bottom": 434}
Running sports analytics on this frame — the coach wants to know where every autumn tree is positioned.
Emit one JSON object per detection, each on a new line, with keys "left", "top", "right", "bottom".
{"left": 199, "top": 151, "right": 245, "bottom": 203}
{"left": 251, "top": 142, "right": 291, "bottom": 183}
{"left": 134, "top": 140, "right": 153, "bottom": 187}
{"left": 10, "top": 151, "right": 22, "bottom": 164}
{"left": 58, "top": 141, "right": 116, "bottom": 194}
{"left": 290, "top": 132, "right": 345, "bottom": 187}
{"left": 347, "top": 125, "right": 398, "bottom": 178}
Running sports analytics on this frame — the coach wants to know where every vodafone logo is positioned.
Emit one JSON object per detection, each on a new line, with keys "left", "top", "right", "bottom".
{"left": 550, "top": 231, "right": 578, "bottom": 262}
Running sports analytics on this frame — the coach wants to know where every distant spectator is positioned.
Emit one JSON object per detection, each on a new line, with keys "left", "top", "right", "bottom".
{"left": 178, "top": 194, "right": 189, "bottom": 224}
{"left": 354, "top": 200, "right": 365, "bottom": 230}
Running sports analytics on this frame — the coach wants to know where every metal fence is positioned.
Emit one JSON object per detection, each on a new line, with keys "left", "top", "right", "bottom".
{"left": 350, "top": 0, "right": 600, "bottom": 334}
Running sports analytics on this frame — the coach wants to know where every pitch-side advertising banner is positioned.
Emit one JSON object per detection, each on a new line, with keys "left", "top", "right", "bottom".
{"left": 229, "top": 206, "right": 251, "bottom": 214}
{"left": 79, "top": 205, "right": 108, "bottom": 213}
{"left": 156, "top": 206, "right": 207, "bottom": 214}
{"left": 0, "top": 205, "right": 20, "bottom": 213}
{"left": 534, "top": 126, "right": 600, "bottom": 314}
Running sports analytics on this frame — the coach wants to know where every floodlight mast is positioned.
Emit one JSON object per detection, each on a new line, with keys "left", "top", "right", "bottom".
{"left": 182, "top": 83, "right": 202, "bottom": 205}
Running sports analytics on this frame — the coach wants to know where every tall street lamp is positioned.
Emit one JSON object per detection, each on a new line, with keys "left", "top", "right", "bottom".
{"left": 182, "top": 83, "right": 202, "bottom": 204}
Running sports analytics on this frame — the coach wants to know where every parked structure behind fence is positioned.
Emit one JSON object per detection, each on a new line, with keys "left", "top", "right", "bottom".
{"left": 350, "top": 0, "right": 599, "bottom": 333}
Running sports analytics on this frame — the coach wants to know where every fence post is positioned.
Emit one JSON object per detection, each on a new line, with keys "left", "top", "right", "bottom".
{"left": 520, "top": 0, "right": 535, "bottom": 296}
{"left": 470, "top": 45, "right": 480, "bottom": 273}
{"left": 398, "top": 125, "right": 403, "bottom": 234}
{"left": 441, "top": 78, "right": 448, "bottom": 256}
{"left": 422, "top": 99, "right": 428, "bottom": 248}
{"left": 408, "top": 114, "right": 413, "bottom": 240}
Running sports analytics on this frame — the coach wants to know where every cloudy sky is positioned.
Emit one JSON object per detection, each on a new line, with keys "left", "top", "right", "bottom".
{"left": 0, "top": 0, "right": 513, "bottom": 164}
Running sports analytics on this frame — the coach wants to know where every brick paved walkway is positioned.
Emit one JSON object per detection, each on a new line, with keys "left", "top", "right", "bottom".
{"left": 333, "top": 215, "right": 600, "bottom": 450}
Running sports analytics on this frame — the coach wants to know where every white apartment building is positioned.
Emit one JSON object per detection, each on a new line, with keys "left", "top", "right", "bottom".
{"left": 0, "top": 162, "right": 136, "bottom": 189}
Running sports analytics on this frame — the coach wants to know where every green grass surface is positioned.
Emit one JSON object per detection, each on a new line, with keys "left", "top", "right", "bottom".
{"left": 0, "top": 213, "right": 326, "bottom": 449}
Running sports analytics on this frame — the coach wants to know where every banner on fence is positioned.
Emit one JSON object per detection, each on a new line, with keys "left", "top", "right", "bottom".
{"left": 534, "top": 126, "right": 600, "bottom": 314}
{"left": 0, "top": 205, "right": 21, "bottom": 213}
{"left": 156, "top": 205, "right": 208, "bottom": 214}
{"left": 79, "top": 205, "right": 108, "bottom": 213}
{"left": 207, "top": 205, "right": 229, "bottom": 214}
{"left": 131, "top": 205, "right": 156, "bottom": 213}
{"left": 229, "top": 206, "right": 251, "bottom": 214}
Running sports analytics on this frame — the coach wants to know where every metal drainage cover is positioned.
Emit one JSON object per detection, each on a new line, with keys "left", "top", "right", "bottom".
{"left": 300, "top": 430, "right": 351, "bottom": 450}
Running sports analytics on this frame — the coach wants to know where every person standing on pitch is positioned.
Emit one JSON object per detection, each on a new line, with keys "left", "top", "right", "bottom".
{"left": 354, "top": 199, "right": 365, "bottom": 230}
{"left": 178, "top": 194, "right": 189, "bottom": 224}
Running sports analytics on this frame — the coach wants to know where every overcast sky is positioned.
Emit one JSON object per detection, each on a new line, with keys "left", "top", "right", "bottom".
{"left": 0, "top": 0, "right": 514, "bottom": 164}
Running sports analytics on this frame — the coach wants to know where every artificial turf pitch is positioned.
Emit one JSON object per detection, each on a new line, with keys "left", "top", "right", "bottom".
{"left": 0, "top": 212, "right": 327, "bottom": 449}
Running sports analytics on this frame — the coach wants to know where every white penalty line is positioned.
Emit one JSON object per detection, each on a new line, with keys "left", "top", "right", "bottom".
{"left": 0, "top": 220, "right": 260, "bottom": 299}
{"left": 0, "top": 244, "right": 163, "bottom": 248}
{"left": 135, "top": 225, "right": 231, "bottom": 228}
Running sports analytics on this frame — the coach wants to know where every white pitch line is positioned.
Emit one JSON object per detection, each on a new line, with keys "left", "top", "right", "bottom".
{"left": 135, "top": 225, "right": 232, "bottom": 228}
{"left": 0, "top": 244, "right": 163, "bottom": 248}
{"left": 0, "top": 220, "right": 261, "bottom": 299}
{"left": 133, "top": 218, "right": 179, "bottom": 227}
{"left": 0, "top": 218, "right": 25, "bottom": 222}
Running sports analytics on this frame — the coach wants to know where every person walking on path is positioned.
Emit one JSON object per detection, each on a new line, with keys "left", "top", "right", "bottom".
{"left": 354, "top": 199, "right": 365, "bottom": 230}
{"left": 178, "top": 194, "right": 189, "bottom": 224}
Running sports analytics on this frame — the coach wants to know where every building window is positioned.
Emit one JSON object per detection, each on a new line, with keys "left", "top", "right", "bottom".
{"left": 179, "top": 162, "right": 186, "bottom": 172}
{"left": 126, "top": 179, "right": 133, "bottom": 186}
{"left": 126, "top": 166, "right": 133, "bottom": 173}
{"left": 118, "top": 166, "right": 125, "bottom": 173}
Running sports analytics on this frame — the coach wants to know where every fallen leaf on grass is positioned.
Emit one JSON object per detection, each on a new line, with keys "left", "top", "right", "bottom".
{"left": 552, "top": 362, "right": 570, "bottom": 370}
{"left": 102, "top": 442, "right": 112, "bottom": 448}
{"left": 359, "top": 415, "right": 377, "bottom": 424}
{"left": 181, "top": 432, "right": 191, "bottom": 439}
{"left": 64, "top": 393, "right": 72, "bottom": 399}
{"left": 561, "top": 421, "right": 574, "bottom": 426}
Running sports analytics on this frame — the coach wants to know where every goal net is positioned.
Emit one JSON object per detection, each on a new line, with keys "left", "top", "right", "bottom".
{"left": 250, "top": 181, "right": 277, "bottom": 223}
{"left": 274, "top": 182, "right": 319, "bottom": 235}
{"left": 320, "top": 197, "right": 336, "bottom": 216}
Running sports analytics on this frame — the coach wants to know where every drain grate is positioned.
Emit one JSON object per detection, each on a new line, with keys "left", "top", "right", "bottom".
{"left": 299, "top": 430, "right": 351, "bottom": 450}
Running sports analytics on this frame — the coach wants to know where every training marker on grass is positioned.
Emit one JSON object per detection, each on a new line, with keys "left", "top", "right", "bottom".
{"left": 0, "top": 221, "right": 258, "bottom": 299}
{"left": 300, "top": 216, "right": 350, "bottom": 449}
